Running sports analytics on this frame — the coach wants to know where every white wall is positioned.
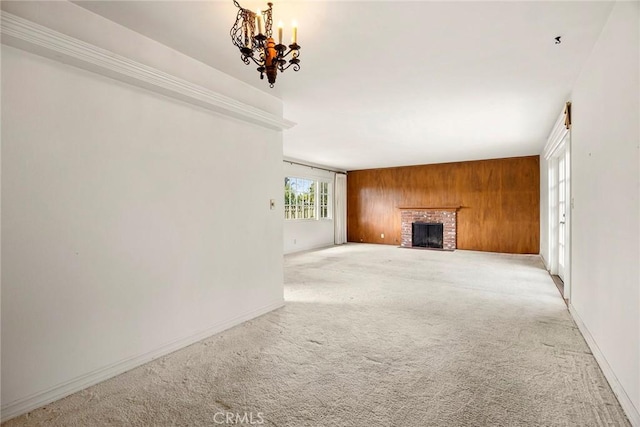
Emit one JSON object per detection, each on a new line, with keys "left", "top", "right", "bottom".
{"left": 283, "top": 162, "right": 335, "bottom": 254}
{"left": 1, "top": 5, "right": 285, "bottom": 419}
{"left": 569, "top": 1, "right": 639, "bottom": 422}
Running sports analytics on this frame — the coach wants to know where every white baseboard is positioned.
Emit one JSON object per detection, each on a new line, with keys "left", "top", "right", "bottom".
{"left": 569, "top": 304, "right": 640, "bottom": 426}
{"left": 539, "top": 253, "right": 550, "bottom": 271}
{"left": 284, "top": 242, "right": 335, "bottom": 255}
{"left": 0, "top": 299, "right": 285, "bottom": 423}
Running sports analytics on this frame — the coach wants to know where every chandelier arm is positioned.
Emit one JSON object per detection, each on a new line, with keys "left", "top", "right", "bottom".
{"left": 279, "top": 62, "right": 301, "bottom": 72}
{"left": 278, "top": 48, "right": 301, "bottom": 60}
{"left": 247, "top": 55, "right": 265, "bottom": 67}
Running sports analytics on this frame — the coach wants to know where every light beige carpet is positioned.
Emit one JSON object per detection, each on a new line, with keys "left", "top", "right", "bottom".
{"left": 3, "top": 244, "right": 630, "bottom": 426}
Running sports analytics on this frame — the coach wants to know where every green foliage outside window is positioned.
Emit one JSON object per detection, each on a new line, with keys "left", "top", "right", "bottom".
{"left": 284, "top": 177, "right": 330, "bottom": 220}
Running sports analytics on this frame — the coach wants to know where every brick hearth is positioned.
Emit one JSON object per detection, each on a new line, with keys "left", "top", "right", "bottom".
{"left": 399, "top": 208, "right": 459, "bottom": 250}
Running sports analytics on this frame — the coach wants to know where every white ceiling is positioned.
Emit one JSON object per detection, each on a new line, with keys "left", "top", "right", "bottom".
{"left": 73, "top": 1, "right": 614, "bottom": 171}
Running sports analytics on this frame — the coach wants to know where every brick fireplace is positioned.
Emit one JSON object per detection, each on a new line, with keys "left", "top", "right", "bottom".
{"left": 399, "top": 207, "right": 459, "bottom": 250}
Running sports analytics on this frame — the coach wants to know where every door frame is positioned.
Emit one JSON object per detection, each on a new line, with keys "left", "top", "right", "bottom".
{"left": 544, "top": 105, "right": 572, "bottom": 301}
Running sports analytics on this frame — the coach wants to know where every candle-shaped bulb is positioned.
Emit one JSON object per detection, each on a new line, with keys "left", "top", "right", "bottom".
{"left": 278, "top": 21, "right": 283, "bottom": 45}
{"left": 292, "top": 20, "right": 298, "bottom": 44}
{"left": 244, "top": 23, "right": 251, "bottom": 48}
{"left": 256, "top": 10, "right": 264, "bottom": 35}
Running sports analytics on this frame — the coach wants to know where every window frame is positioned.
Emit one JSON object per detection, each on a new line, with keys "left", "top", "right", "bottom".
{"left": 284, "top": 176, "right": 332, "bottom": 221}
{"left": 318, "top": 181, "right": 332, "bottom": 220}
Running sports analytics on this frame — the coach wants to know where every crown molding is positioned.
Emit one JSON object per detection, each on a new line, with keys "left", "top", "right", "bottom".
{"left": 1, "top": 12, "right": 296, "bottom": 131}
{"left": 543, "top": 103, "right": 570, "bottom": 159}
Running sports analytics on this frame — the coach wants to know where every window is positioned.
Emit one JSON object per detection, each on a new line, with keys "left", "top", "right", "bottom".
{"left": 285, "top": 177, "right": 315, "bottom": 219}
{"left": 284, "top": 177, "right": 331, "bottom": 220}
{"left": 319, "top": 181, "right": 330, "bottom": 219}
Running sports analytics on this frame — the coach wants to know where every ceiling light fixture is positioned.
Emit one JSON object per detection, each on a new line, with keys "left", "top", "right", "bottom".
{"left": 230, "top": 1, "right": 300, "bottom": 88}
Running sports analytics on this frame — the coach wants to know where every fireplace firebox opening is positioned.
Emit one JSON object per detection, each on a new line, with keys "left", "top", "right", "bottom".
{"left": 412, "top": 222, "right": 444, "bottom": 249}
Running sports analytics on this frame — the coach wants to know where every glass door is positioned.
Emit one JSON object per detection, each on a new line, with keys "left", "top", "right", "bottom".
{"left": 557, "top": 151, "right": 566, "bottom": 281}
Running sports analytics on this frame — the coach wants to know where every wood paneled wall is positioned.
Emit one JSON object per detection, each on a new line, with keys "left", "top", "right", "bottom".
{"left": 347, "top": 156, "right": 540, "bottom": 254}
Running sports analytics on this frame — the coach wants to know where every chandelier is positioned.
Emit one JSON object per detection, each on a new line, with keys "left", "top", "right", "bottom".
{"left": 230, "top": 1, "right": 300, "bottom": 88}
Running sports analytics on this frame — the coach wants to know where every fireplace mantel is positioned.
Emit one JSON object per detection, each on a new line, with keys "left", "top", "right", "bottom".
{"left": 398, "top": 206, "right": 461, "bottom": 211}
